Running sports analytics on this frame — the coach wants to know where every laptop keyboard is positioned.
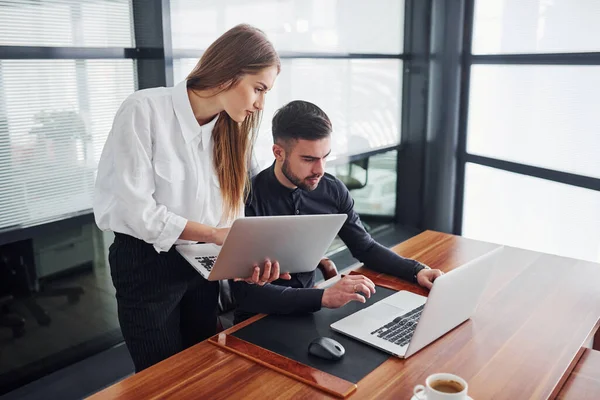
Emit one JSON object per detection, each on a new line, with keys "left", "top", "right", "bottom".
{"left": 194, "top": 256, "right": 217, "bottom": 272}
{"left": 370, "top": 304, "right": 425, "bottom": 347}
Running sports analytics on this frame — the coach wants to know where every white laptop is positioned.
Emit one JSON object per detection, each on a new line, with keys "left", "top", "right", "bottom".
{"left": 331, "top": 246, "right": 504, "bottom": 358}
{"left": 176, "top": 214, "right": 347, "bottom": 281}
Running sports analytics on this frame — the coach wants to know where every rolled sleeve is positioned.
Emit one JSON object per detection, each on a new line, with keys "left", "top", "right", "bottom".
{"left": 153, "top": 213, "right": 188, "bottom": 253}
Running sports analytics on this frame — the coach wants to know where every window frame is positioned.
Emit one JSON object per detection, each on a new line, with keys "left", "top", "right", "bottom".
{"left": 454, "top": 0, "right": 600, "bottom": 234}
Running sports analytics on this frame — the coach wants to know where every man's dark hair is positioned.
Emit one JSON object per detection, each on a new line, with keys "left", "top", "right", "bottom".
{"left": 272, "top": 100, "right": 332, "bottom": 147}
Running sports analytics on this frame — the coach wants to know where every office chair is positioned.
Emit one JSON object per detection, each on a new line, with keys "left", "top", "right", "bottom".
{"left": 215, "top": 258, "right": 339, "bottom": 332}
{"left": 0, "top": 295, "right": 26, "bottom": 338}
{"left": 317, "top": 258, "right": 338, "bottom": 280}
{"left": 337, "top": 158, "right": 370, "bottom": 191}
{"left": 336, "top": 158, "right": 372, "bottom": 232}
{"left": 0, "top": 240, "right": 84, "bottom": 328}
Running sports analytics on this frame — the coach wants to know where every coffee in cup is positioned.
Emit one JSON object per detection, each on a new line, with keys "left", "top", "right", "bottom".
{"left": 430, "top": 378, "right": 465, "bottom": 393}
{"left": 413, "top": 373, "right": 469, "bottom": 399}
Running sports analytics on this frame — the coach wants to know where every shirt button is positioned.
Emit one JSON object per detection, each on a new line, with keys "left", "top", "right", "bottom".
{"left": 295, "top": 210, "right": 300, "bottom": 215}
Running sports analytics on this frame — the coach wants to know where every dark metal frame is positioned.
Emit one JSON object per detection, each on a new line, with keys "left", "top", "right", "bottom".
{"left": 394, "top": 0, "right": 432, "bottom": 228}
{"left": 395, "top": 0, "right": 471, "bottom": 233}
{"left": 132, "top": 0, "right": 173, "bottom": 88}
{"left": 465, "top": 154, "right": 600, "bottom": 192}
{"left": 452, "top": 0, "right": 475, "bottom": 235}
{"left": 0, "top": 46, "right": 163, "bottom": 60}
{"left": 453, "top": 0, "right": 600, "bottom": 234}
{"left": 470, "top": 52, "right": 600, "bottom": 65}
{"left": 173, "top": 49, "right": 407, "bottom": 60}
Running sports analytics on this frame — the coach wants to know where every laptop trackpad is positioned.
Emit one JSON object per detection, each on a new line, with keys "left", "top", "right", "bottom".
{"left": 368, "top": 302, "right": 405, "bottom": 321}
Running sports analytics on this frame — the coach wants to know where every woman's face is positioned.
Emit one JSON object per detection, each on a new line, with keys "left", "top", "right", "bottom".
{"left": 220, "top": 66, "right": 278, "bottom": 123}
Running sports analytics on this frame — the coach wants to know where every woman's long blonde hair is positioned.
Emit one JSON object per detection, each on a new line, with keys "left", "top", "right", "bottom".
{"left": 186, "top": 24, "right": 280, "bottom": 223}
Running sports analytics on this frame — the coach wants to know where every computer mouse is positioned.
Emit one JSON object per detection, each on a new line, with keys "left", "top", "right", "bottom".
{"left": 308, "top": 337, "right": 345, "bottom": 361}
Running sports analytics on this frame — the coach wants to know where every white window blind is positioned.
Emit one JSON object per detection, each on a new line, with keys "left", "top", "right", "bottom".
{"left": 0, "top": 0, "right": 136, "bottom": 230}
{"left": 0, "top": 0, "right": 134, "bottom": 47}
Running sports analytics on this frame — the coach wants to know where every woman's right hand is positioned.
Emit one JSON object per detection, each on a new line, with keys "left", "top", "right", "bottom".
{"left": 234, "top": 259, "right": 292, "bottom": 286}
{"left": 210, "top": 227, "right": 230, "bottom": 246}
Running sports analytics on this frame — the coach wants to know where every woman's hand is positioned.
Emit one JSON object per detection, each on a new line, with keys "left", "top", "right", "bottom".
{"left": 180, "top": 222, "right": 231, "bottom": 245}
{"left": 234, "top": 259, "right": 292, "bottom": 286}
{"left": 210, "top": 227, "right": 230, "bottom": 246}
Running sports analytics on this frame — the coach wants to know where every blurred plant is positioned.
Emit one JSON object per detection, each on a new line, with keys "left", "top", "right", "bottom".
{"left": 30, "top": 110, "right": 89, "bottom": 142}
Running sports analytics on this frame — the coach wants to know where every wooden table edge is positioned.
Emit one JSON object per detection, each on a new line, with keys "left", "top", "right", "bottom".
{"left": 208, "top": 334, "right": 357, "bottom": 398}
{"left": 551, "top": 318, "right": 600, "bottom": 399}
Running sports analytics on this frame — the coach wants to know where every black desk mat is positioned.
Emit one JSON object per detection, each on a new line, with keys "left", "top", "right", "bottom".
{"left": 232, "top": 286, "right": 396, "bottom": 383}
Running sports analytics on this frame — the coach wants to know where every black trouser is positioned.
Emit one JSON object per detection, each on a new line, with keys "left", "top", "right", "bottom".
{"left": 109, "top": 233, "right": 219, "bottom": 372}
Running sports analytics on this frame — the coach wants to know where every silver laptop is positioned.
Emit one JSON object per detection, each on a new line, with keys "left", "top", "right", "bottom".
{"left": 331, "top": 246, "right": 504, "bottom": 358}
{"left": 176, "top": 214, "right": 347, "bottom": 281}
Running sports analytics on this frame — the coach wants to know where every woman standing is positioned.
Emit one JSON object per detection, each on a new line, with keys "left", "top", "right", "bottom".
{"left": 94, "top": 24, "right": 286, "bottom": 372}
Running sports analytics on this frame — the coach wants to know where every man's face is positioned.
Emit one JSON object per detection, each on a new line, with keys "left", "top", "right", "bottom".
{"left": 276, "top": 137, "right": 331, "bottom": 191}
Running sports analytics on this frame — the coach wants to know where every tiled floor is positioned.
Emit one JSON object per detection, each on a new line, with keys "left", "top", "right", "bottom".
{"left": 1, "top": 343, "right": 134, "bottom": 400}
{"left": 0, "top": 230, "right": 119, "bottom": 394}
{"left": 1, "top": 269, "right": 119, "bottom": 366}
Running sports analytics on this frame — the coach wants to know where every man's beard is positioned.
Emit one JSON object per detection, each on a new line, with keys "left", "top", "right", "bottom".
{"left": 281, "top": 159, "right": 320, "bottom": 191}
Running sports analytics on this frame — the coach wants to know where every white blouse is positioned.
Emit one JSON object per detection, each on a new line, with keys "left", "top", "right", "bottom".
{"left": 94, "top": 80, "right": 258, "bottom": 253}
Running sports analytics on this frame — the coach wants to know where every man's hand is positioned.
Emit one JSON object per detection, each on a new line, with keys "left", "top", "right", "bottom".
{"left": 234, "top": 259, "right": 292, "bottom": 286}
{"left": 322, "top": 274, "right": 376, "bottom": 308}
{"left": 416, "top": 267, "right": 444, "bottom": 290}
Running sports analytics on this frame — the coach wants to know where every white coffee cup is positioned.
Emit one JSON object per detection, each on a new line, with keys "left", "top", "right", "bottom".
{"left": 413, "top": 373, "right": 469, "bottom": 400}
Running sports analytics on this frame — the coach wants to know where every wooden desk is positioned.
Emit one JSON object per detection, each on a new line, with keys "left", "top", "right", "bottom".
{"left": 89, "top": 231, "right": 600, "bottom": 399}
{"left": 558, "top": 349, "right": 600, "bottom": 400}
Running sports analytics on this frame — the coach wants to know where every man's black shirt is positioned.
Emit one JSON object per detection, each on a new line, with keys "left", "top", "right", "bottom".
{"left": 231, "top": 163, "right": 424, "bottom": 323}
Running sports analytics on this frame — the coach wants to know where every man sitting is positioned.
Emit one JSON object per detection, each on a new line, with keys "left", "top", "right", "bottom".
{"left": 232, "top": 100, "right": 442, "bottom": 323}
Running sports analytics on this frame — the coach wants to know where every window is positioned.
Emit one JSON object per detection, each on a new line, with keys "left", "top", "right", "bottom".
{"left": 472, "top": 0, "right": 600, "bottom": 54}
{"left": 458, "top": 0, "right": 600, "bottom": 262}
{"left": 174, "top": 58, "right": 402, "bottom": 168}
{"left": 463, "top": 163, "right": 600, "bottom": 263}
{"left": 468, "top": 65, "right": 600, "bottom": 178}
{"left": 0, "top": 59, "right": 135, "bottom": 228}
{"left": 0, "top": 1, "right": 136, "bottom": 393}
{"left": 342, "top": 151, "right": 398, "bottom": 216}
{"left": 169, "top": 0, "right": 404, "bottom": 218}
{"left": 0, "top": 0, "right": 135, "bottom": 229}
{"left": 170, "top": 0, "right": 403, "bottom": 54}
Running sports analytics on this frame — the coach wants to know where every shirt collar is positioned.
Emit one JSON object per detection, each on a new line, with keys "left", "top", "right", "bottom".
{"left": 199, "top": 114, "right": 219, "bottom": 151}
{"left": 172, "top": 79, "right": 219, "bottom": 150}
{"left": 267, "top": 162, "right": 300, "bottom": 195}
